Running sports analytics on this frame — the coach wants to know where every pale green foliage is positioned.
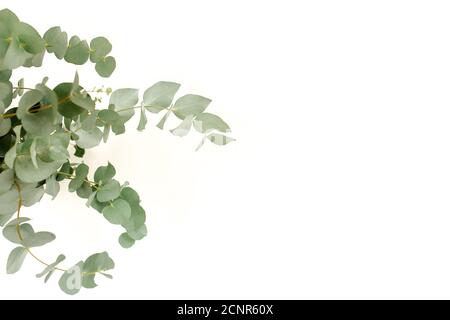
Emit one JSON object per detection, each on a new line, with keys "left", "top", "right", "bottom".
{"left": 0, "top": 8, "right": 233, "bottom": 295}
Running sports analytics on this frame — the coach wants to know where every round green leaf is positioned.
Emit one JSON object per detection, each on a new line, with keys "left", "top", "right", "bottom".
{"left": 102, "top": 199, "right": 131, "bottom": 225}
{"left": 64, "top": 36, "right": 89, "bottom": 65}
{"left": 90, "top": 37, "right": 112, "bottom": 63}
{"left": 119, "top": 233, "right": 135, "bottom": 249}
{"left": 95, "top": 56, "right": 116, "bottom": 78}
{"left": 94, "top": 163, "right": 116, "bottom": 184}
{"left": 43, "top": 26, "right": 68, "bottom": 59}
{"left": 97, "top": 180, "right": 121, "bottom": 202}
{"left": 54, "top": 83, "right": 85, "bottom": 118}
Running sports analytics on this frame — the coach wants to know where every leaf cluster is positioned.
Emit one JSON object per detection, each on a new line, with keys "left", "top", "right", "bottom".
{"left": 0, "top": 8, "right": 233, "bottom": 294}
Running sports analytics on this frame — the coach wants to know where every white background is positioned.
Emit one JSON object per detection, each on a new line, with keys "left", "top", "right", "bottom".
{"left": 1, "top": 0, "right": 450, "bottom": 300}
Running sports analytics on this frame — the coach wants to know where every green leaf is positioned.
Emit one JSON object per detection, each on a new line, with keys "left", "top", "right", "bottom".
{"left": 194, "top": 113, "right": 230, "bottom": 133}
{"left": 0, "top": 9, "right": 19, "bottom": 31}
{"left": 143, "top": 81, "right": 180, "bottom": 113}
{"left": 17, "top": 90, "right": 43, "bottom": 119}
{"left": 156, "top": 109, "right": 171, "bottom": 130}
{"left": 172, "top": 94, "right": 212, "bottom": 119}
{"left": 17, "top": 88, "right": 58, "bottom": 136}
{"left": 30, "top": 139, "right": 38, "bottom": 168}
{"left": 119, "top": 233, "right": 135, "bottom": 249}
{"left": 68, "top": 163, "right": 89, "bottom": 192}
{"left": 0, "top": 70, "right": 12, "bottom": 82}
{"left": 90, "top": 37, "right": 112, "bottom": 63}
{"left": 43, "top": 26, "right": 68, "bottom": 59}
{"left": 102, "top": 124, "right": 111, "bottom": 143}
{"left": 0, "top": 169, "right": 14, "bottom": 194}
{"left": 98, "top": 109, "right": 119, "bottom": 124}
{"left": 15, "top": 155, "right": 66, "bottom": 183}
{"left": 64, "top": 36, "right": 90, "bottom": 65}
{"left": 127, "top": 224, "right": 148, "bottom": 241}
{"left": 5, "top": 217, "right": 31, "bottom": 228}
{"left": 70, "top": 91, "right": 95, "bottom": 111}
{"left": 56, "top": 162, "right": 73, "bottom": 181}
{"left": 82, "top": 252, "right": 115, "bottom": 289}
{"left": 0, "top": 188, "right": 19, "bottom": 218}
{"left": 76, "top": 181, "right": 92, "bottom": 199}
{"left": 4, "top": 126, "right": 21, "bottom": 169}
{"left": 6, "top": 247, "right": 27, "bottom": 274}
{"left": 0, "top": 118, "right": 11, "bottom": 137}
{"left": 102, "top": 199, "right": 131, "bottom": 225}
{"left": 54, "top": 83, "right": 85, "bottom": 118}
{"left": 86, "top": 191, "right": 97, "bottom": 208}
{"left": 0, "top": 81, "right": 13, "bottom": 110}
{"left": 137, "top": 107, "right": 147, "bottom": 131}
{"left": 3, "top": 223, "right": 55, "bottom": 247}
{"left": 59, "top": 261, "right": 83, "bottom": 295}
{"left": 45, "top": 174, "right": 60, "bottom": 199}
{"left": 94, "top": 163, "right": 116, "bottom": 184}
{"left": 14, "top": 22, "right": 45, "bottom": 54}
{"left": 110, "top": 88, "right": 139, "bottom": 122}
{"left": 207, "top": 133, "right": 235, "bottom": 146}
{"left": 0, "top": 215, "right": 14, "bottom": 228}
{"left": 120, "top": 187, "right": 140, "bottom": 205}
{"left": 96, "top": 180, "right": 120, "bottom": 202}
{"left": 74, "top": 145, "right": 85, "bottom": 158}
{"left": 2, "top": 35, "right": 32, "bottom": 69}
{"left": 170, "top": 115, "right": 194, "bottom": 137}
{"left": 15, "top": 133, "right": 70, "bottom": 183}
{"left": 36, "top": 254, "right": 65, "bottom": 282}
{"left": 17, "top": 78, "right": 24, "bottom": 96}
{"left": 74, "top": 127, "right": 103, "bottom": 149}
{"left": 95, "top": 56, "right": 116, "bottom": 78}
{"left": 21, "top": 184, "right": 45, "bottom": 207}
{"left": 80, "top": 111, "right": 97, "bottom": 131}
{"left": 83, "top": 252, "right": 115, "bottom": 273}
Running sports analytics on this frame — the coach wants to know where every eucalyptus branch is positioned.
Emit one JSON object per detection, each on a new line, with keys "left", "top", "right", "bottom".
{"left": 0, "top": 8, "right": 234, "bottom": 295}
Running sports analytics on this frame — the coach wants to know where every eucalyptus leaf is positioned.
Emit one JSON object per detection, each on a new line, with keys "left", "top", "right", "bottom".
{"left": 45, "top": 174, "right": 60, "bottom": 199}
{"left": 6, "top": 246, "right": 27, "bottom": 274}
{"left": 102, "top": 199, "right": 131, "bottom": 225}
{"left": 0, "top": 169, "right": 14, "bottom": 194}
{"left": 170, "top": 115, "right": 194, "bottom": 137}
{"left": 173, "top": 94, "right": 211, "bottom": 119}
{"left": 64, "top": 36, "right": 90, "bottom": 65}
{"left": 207, "top": 133, "right": 236, "bottom": 146}
{"left": 94, "top": 163, "right": 116, "bottom": 184}
{"left": 68, "top": 163, "right": 89, "bottom": 192}
{"left": 90, "top": 37, "right": 112, "bottom": 63}
{"left": 194, "top": 113, "right": 230, "bottom": 133}
{"left": 96, "top": 56, "right": 116, "bottom": 78}
{"left": 96, "top": 180, "right": 120, "bottom": 202}
{"left": 119, "top": 233, "right": 135, "bottom": 249}
{"left": 58, "top": 261, "right": 83, "bottom": 295}
{"left": 143, "top": 81, "right": 180, "bottom": 113}
{"left": 43, "top": 26, "right": 68, "bottom": 59}
{"left": 110, "top": 88, "right": 138, "bottom": 122}
{"left": 36, "top": 254, "right": 65, "bottom": 281}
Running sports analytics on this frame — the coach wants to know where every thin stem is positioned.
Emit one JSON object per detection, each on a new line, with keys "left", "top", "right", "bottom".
{"left": 13, "top": 86, "right": 35, "bottom": 91}
{"left": 14, "top": 181, "right": 67, "bottom": 272}
{"left": 13, "top": 179, "right": 105, "bottom": 276}
{"left": 56, "top": 171, "right": 99, "bottom": 190}
{"left": 0, "top": 95, "right": 71, "bottom": 119}
{"left": 116, "top": 106, "right": 145, "bottom": 113}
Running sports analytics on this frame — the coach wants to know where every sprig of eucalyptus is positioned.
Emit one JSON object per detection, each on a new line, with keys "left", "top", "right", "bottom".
{"left": 0, "top": 8, "right": 234, "bottom": 295}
